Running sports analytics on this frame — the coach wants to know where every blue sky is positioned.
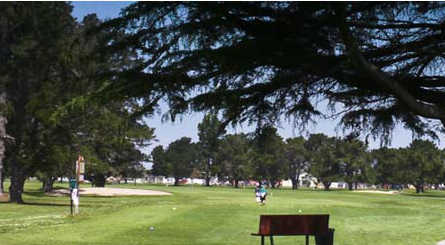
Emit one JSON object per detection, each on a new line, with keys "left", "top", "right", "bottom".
{"left": 71, "top": 2, "right": 444, "bottom": 151}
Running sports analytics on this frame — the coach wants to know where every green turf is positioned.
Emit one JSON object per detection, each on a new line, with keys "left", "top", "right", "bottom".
{"left": 1, "top": 181, "right": 444, "bottom": 245}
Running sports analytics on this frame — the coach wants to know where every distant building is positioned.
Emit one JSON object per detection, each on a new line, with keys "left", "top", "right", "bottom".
{"left": 281, "top": 173, "right": 373, "bottom": 190}
{"left": 281, "top": 172, "right": 318, "bottom": 188}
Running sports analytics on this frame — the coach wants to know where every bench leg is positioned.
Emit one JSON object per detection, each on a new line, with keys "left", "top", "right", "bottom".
{"left": 270, "top": 236, "right": 274, "bottom": 245}
{"left": 306, "top": 235, "right": 309, "bottom": 245}
{"left": 261, "top": 235, "right": 264, "bottom": 245}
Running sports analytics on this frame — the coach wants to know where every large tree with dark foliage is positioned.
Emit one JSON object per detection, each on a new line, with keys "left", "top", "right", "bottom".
{"left": 336, "top": 138, "right": 369, "bottom": 190}
{"left": 101, "top": 2, "right": 445, "bottom": 144}
{"left": 372, "top": 147, "right": 405, "bottom": 187}
{"left": 283, "top": 137, "right": 308, "bottom": 190}
{"left": 0, "top": 2, "right": 76, "bottom": 203}
{"left": 0, "top": 3, "right": 154, "bottom": 202}
{"left": 197, "top": 113, "right": 226, "bottom": 186}
{"left": 164, "top": 137, "right": 197, "bottom": 186}
{"left": 151, "top": 145, "right": 167, "bottom": 177}
{"left": 305, "top": 134, "right": 342, "bottom": 191}
{"left": 252, "top": 126, "right": 286, "bottom": 188}
{"left": 0, "top": 92, "right": 7, "bottom": 194}
{"left": 217, "top": 133, "right": 253, "bottom": 188}
{"left": 400, "top": 140, "right": 444, "bottom": 193}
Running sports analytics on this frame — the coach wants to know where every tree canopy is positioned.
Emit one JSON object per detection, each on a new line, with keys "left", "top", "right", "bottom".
{"left": 284, "top": 137, "right": 308, "bottom": 189}
{"left": 3, "top": 2, "right": 445, "bottom": 202}
{"left": 0, "top": 3, "right": 155, "bottom": 203}
{"left": 197, "top": 113, "right": 226, "bottom": 186}
{"left": 101, "top": 2, "right": 445, "bottom": 144}
{"left": 152, "top": 137, "right": 197, "bottom": 186}
{"left": 217, "top": 133, "right": 253, "bottom": 188}
{"left": 0, "top": 2, "right": 76, "bottom": 202}
{"left": 400, "top": 140, "right": 444, "bottom": 193}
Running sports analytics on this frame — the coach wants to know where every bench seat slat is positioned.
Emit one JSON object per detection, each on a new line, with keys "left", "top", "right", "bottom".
{"left": 255, "top": 215, "right": 329, "bottom": 236}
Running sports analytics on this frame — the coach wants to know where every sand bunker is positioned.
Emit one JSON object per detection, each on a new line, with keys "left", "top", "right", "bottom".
{"left": 354, "top": 190, "right": 398, "bottom": 195}
{"left": 0, "top": 193, "right": 8, "bottom": 202}
{"left": 50, "top": 187, "right": 171, "bottom": 197}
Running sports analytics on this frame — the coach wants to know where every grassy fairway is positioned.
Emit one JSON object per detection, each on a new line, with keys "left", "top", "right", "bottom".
{"left": 1, "top": 182, "right": 445, "bottom": 245}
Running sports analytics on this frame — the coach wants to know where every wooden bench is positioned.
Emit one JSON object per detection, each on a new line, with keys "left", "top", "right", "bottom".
{"left": 251, "top": 215, "right": 334, "bottom": 245}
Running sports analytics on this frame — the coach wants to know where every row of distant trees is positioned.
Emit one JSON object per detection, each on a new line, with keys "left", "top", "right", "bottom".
{"left": 152, "top": 114, "right": 445, "bottom": 193}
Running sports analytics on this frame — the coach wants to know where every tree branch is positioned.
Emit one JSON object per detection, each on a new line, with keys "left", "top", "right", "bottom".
{"left": 337, "top": 8, "right": 445, "bottom": 123}
{"left": 348, "top": 22, "right": 445, "bottom": 30}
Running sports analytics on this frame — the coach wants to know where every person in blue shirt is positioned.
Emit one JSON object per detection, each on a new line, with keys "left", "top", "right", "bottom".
{"left": 259, "top": 184, "right": 267, "bottom": 205}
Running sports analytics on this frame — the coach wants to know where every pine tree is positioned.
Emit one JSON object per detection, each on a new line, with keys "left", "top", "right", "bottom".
{"left": 0, "top": 2, "right": 75, "bottom": 203}
{"left": 217, "top": 134, "right": 253, "bottom": 188}
{"left": 102, "top": 2, "right": 445, "bottom": 142}
{"left": 197, "top": 113, "right": 226, "bottom": 186}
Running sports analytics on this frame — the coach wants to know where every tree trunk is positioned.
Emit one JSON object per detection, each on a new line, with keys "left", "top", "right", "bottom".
{"left": 9, "top": 162, "right": 26, "bottom": 203}
{"left": 415, "top": 184, "right": 424, "bottom": 193}
{"left": 354, "top": 182, "right": 358, "bottom": 190}
{"left": 0, "top": 173, "right": 4, "bottom": 194}
{"left": 347, "top": 181, "right": 353, "bottom": 191}
{"left": 0, "top": 163, "right": 3, "bottom": 195}
{"left": 234, "top": 179, "right": 239, "bottom": 188}
{"left": 42, "top": 177, "right": 55, "bottom": 193}
{"left": 174, "top": 177, "right": 179, "bottom": 186}
{"left": 294, "top": 167, "right": 302, "bottom": 190}
{"left": 205, "top": 158, "right": 211, "bottom": 186}
{"left": 94, "top": 174, "right": 106, "bottom": 187}
{"left": 323, "top": 181, "right": 331, "bottom": 191}
{"left": 0, "top": 92, "right": 7, "bottom": 195}
{"left": 290, "top": 177, "right": 298, "bottom": 190}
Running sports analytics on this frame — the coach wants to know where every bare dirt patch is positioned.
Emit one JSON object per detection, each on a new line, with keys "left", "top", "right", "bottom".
{"left": 49, "top": 187, "right": 171, "bottom": 197}
{"left": 354, "top": 190, "right": 398, "bottom": 195}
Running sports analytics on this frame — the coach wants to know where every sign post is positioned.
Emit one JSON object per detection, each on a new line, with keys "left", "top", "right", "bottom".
{"left": 76, "top": 155, "right": 85, "bottom": 184}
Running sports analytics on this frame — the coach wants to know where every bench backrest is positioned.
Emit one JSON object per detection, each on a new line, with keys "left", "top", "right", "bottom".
{"left": 257, "top": 215, "right": 329, "bottom": 236}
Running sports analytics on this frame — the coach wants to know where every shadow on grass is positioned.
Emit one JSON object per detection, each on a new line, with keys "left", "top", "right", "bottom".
{"left": 25, "top": 191, "right": 50, "bottom": 198}
{"left": 22, "top": 202, "right": 71, "bottom": 207}
{"left": 0, "top": 200, "right": 95, "bottom": 207}
{"left": 0, "top": 194, "right": 71, "bottom": 206}
{"left": 401, "top": 192, "right": 445, "bottom": 199}
{"left": 23, "top": 201, "right": 96, "bottom": 207}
